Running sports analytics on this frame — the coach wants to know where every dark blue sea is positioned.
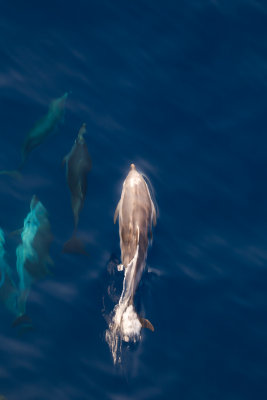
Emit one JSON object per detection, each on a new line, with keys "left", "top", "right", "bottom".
{"left": 0, "top": 0, "right": 267, "bottom": 399}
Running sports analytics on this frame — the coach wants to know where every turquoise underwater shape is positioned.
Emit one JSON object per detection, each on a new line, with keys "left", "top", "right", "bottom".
{"left": 16, "top": 199, "right": 48, "bottom": 292}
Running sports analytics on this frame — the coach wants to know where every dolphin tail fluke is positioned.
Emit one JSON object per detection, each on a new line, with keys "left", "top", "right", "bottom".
{"left": 63, "top": 236, "right": 89, "bottom": 256}
{"left": 0, "top": 169, "right": 22, "bottom": 179}
{"left": 138, "top": 316, "right": 154, "bottom": 332}
{"left": 12, "top": 314, "right": 32, "bottom": 328}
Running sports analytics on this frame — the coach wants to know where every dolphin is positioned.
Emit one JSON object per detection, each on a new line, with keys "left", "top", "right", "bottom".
{"left": 113, "top": 163, "right": 156, "bottom": 332}
{"left": 0, "top": 92, "right": 68, "bottom": 177}
{"left": 106, "top": 163, "right": 157, "bottom": 363}
{"left": 62, "top": 123, "right": 92, "bottom": 255}
{"left": 15, "top": 195, "right": 53, "bottom": 321}
{"left": 106, "top": 164, "right": 157, "bottom": 363}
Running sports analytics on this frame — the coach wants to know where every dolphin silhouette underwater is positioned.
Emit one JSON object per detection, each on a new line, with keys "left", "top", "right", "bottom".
{"left": 62, "top": 123, "right": 92, "bottom": 255}
{"left": 15, "top": 195, "right": 53, "bottom": 321}
{"left": 106, "top": 163, "right": 157, "bottom": 363}
{"left": 0, "top": 92, "right": 68, "bottom": 177}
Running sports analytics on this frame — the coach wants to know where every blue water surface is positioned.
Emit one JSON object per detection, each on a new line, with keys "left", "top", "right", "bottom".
{"left": 0, "top": 0, "right": 267, "bottom": 399}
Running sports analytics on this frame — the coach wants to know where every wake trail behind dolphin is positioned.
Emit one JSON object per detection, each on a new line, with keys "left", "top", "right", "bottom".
{"left": 106, "top": 236, "right": 145, "bottom": 364}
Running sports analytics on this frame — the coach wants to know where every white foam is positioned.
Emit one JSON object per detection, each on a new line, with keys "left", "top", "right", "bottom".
{"left": 106, "top": 233, "right": 142, "bottom": 363}
{"left": 121, "top": 305, "right": 141, "bottom": 339}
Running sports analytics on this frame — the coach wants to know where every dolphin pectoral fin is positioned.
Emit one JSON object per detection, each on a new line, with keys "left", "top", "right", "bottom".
{"left": 139, "top": 316, "right": 154, "bottom": 332}
{"left": 114, "top": 201, "right": 121, "bottom": 224}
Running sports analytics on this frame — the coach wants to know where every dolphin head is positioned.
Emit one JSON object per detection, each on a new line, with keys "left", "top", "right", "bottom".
{"left": 30, "top": 195, "right": 39, "bottom": 211}
{"left": 75, "top": 123, "right": 87, "bottom": 144}
{"left": 50, "top": 92, "right": 69, "bottom": 112}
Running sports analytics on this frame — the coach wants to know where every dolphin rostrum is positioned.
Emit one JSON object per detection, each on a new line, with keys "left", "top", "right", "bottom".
{"left": 106, "top": 163, "right": 157, "bottom": 363}
{"left": 0, "top": 92, "right": 68, "bottom": 177}
{"left": 62, "top": 123, "right": 92, "bottom": 255}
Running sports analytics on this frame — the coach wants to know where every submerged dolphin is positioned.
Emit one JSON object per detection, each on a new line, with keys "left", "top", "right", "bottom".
{"left": 15, "top": 195, "right": 53, "bottom": 319}
{"left": 62, "top": 123, "right": 92, "bottom": 255}
{"left": 106, "top": 164, "right": 157, "bottom": 363}
{"left": 0, "top": 92, "right": 68, "bottom": 177}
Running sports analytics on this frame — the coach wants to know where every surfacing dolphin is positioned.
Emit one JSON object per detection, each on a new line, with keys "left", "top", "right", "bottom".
{"left": 62, "top": 123, "right": 92, "bottom": 255}
{"left": 0, "top": 92, "right": 68, "bottom": 177}
{"left": 106, "top": 163, "right": 157, "bottom": 364}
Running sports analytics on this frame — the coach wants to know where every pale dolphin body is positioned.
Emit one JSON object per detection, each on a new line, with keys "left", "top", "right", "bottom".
{"left": 106, "top": 164, "right": 156, "bottom": 364}
{"left": 62, "top": 123, "right": 92, "bottom": 255}
{"left": 0, "top": 92, "right": 68, "bottom": 176}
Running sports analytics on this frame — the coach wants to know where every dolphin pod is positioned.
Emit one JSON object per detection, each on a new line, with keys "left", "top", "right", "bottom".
{"left": 62, "top": 123, "right": 92, "bottom": 255}
{"left": 0, "top": 92, "right": 68, "bottom": 177}
{"left": 106, "top": 163, "right": 157, "bottom": 364}
{"left": 0, "top": 93, "right": 158, "bottom": 365}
